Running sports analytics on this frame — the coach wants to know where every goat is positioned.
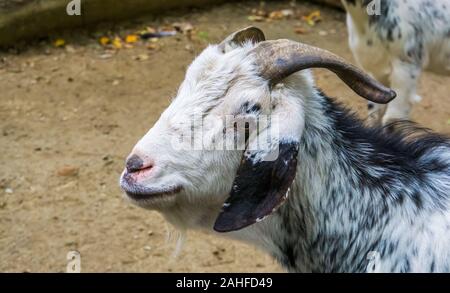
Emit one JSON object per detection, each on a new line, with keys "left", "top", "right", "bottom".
{"left": 120, "top": 27, "right": 450, "bottom": 273}
{"left": 341, "top": 0, "right": 450, "bottom": 125}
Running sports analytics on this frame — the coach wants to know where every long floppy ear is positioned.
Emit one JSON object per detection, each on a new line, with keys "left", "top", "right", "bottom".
{"left": 214, "top": 102, "right": 302, "bottom": 232}
{"left": 219, "top": 26, "right": 265, "bottom": 53}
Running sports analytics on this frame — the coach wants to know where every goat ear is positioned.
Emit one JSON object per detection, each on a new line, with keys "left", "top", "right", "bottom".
{"left": 214, "top": 109, "right": 302, "bottom": 232}
{"left": 219, "top": 26, "right": 265, "bottom": 53}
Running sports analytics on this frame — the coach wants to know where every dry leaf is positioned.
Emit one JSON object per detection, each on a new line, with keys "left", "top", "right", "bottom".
{"left": 112, "top": 37, "right": 122, "bottom": 49}
{"left": 53, "top": 39, "right": 66, "bottom": 48}
{"left": 302, "top": 10, "right": 322, "bottom": 26}
{"left": 294, "top": 27, "right": 308, "bottom": 34}
{"left": 125, "top": 34, "right": 139, "bottom": 43}
{"left": 268, "top": 9, "right": 293, "bottom": 20}
{"left": 99, "top": 37, "right": 110, "bottom": 46}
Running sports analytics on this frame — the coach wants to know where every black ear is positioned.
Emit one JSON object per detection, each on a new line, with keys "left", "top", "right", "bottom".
{"left": 219, "top": 26, "right": 266, "bottom": 53}
{"left": 214, "top": 141, "right": 299, "bottom": 232}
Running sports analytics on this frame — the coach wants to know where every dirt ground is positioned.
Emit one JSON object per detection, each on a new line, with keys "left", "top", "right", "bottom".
{"left": 1, "top": 1, "right": 449, "bottom": 273}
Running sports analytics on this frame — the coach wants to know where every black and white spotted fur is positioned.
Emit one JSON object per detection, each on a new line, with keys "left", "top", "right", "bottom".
{"left": 342, "top": 0, "right": 450, "bottom": 125}
{"left": 240, "top": 78, "right": 450, "bottom": 272}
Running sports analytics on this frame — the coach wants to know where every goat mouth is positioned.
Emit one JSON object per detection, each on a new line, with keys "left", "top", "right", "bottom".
{"left": 124, "top": 186, "right": 183, "bottom": 201}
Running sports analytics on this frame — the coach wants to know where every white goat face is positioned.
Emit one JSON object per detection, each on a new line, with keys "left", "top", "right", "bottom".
{"left": 120, "top": 28, "right": 272, "bottom": 219}
{"left": 120, "top": 27, "right": 395, "bottom": 232}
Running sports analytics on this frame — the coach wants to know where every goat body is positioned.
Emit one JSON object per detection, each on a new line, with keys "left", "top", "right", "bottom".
{"left": 342, "top": 0, "right": 450, "bottom": 124}
{"left": 230, "top": 74, "right": 450, "bottom": 272}
{"left": 120, "top": 28, "right": 450, "bottom": 273}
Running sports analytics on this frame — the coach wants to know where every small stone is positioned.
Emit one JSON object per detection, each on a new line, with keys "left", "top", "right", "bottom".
{"left": 99, "top": 53, "right": 113, "bottom": 59}
{"left": 5, "top": 188, "right": 13, "bottom": 194}
{"left": 57, "top": 166, "right": 79, "bottom": 177}
{"left": 134, "top": 54, "right": 149, "bottom": 61}
{"left": 143, "top": 245, "right": 152, "bottom": 251}
{"left": 65, "top": 45, "right": 76, "bottom": 53}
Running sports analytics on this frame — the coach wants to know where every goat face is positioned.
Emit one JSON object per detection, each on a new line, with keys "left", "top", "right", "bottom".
{"left": 120, "top": 27, "right": 396, "bottom": 232}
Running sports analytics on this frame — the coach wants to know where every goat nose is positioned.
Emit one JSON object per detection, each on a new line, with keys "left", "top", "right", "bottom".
{"left": 126, "top": 154, "right": 145, "bottom": 173}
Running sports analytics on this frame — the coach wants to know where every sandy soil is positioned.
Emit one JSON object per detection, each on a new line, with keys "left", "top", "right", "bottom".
{"left": 0, "top": 1, "right": 449, "bottom": 273}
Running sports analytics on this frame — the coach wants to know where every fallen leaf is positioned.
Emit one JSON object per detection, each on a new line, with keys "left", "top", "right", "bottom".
{"left": 447, "top": 119, "right": 450, "bottom": 125}
{"left": 99, "top": 36, "right": 110, "bottom": 46}
{"left": 294, "top": 27, "right": 308, "bottom": 34}
{"left": 125, "top": 34, "right": 139, "bottom": 43}
{"left": 53, "top": 38, "right": 66, "bottom": 47}
{"left": 268, "top": 11, "right": 283, "bottom": 20}
{"left": 112, "top": 37, "right": 122, "bottom": 49}
{"left": 268, "top": 9, "right": 294, "bottom": 20}
{"left": 302, "top": 10, "right": 322, "bottom": 26}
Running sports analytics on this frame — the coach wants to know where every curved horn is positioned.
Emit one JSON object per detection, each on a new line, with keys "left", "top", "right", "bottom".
{"left": 251, "top": 39, "right": 396, "bottom": 104}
